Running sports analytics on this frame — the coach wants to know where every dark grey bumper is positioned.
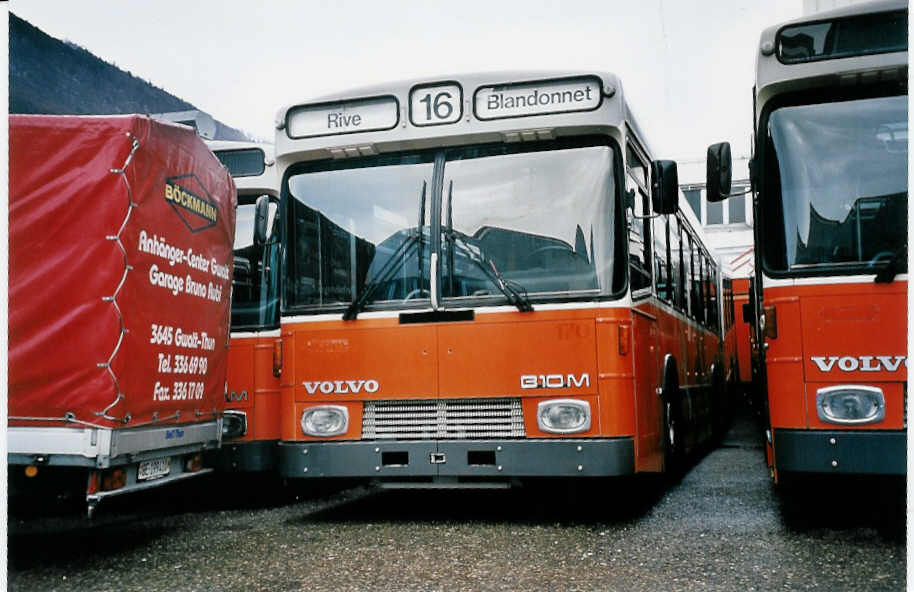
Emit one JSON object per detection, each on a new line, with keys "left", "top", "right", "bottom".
{"left": 205, "top": 440, "right": 278, "bottom": 472}
{"left": 774, "top": 429, "right": 906, "bottom": 475}
{"left": 279, "top": 438, "right": 634, "bottom": 479}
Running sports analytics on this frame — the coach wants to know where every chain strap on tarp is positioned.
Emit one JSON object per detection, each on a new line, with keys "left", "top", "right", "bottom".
{"left": 94, "top": 131, "right": 141, "bottom": 425}
{"left": 8, "top": 412, "right": 108, "bottom": 429}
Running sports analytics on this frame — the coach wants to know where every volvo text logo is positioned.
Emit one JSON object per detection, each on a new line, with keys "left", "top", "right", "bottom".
{"left": 302, "top": 380, "right": 380, "bottom": 394}
{"left": 810, "top": 356, "right": 907, "bottom": 373}
{"left": 520, "top": 373, "right": 591, "bottom": 389}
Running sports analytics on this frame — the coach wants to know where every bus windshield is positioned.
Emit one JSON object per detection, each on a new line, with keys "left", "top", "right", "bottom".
{"left": 284, "top": 140, "right": 621, "bottom": 312}
{"left": 767, "top": 94, "right": 907, "bottom": 274}
{"left": 232, "top": 196, "right": 279, "bottom": 328}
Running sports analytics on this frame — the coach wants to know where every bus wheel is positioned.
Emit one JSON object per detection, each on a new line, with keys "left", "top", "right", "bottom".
{"left": 711, "top": 366, "right": 727, "bottom": 443}
{"left": 663, "top": 387, "right": 684, "bottom": 476}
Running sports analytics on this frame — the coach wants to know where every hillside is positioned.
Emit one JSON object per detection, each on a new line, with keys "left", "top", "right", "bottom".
{"left": 9, "top": 13, "right": 251, "bottom": 141}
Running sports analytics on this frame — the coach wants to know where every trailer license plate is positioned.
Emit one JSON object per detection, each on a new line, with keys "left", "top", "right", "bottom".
{"left": 138, "top": 458, "right": 171, "bottom": 481}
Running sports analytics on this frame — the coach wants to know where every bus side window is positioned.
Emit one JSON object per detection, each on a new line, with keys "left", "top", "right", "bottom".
{"left": 677, "top": 220, "right": 687, "bottom": 314}
{"left": 700, "top": 254, "right": 709, "bottom": 328}
{"left": 669, "top": 216, "right": 682, "bottom": 312}
{"left": 703, "top": 257, "right": 714, "bottom": 331}
{"left": 701, "top": 252, "right": 714, "bottom": 329}
{"left": 698, "top": 250, "right": 707, "bottom": 325}
{"left": 665, "top": 216, "right": 675, "bottom": 305}
{"left": 683, "top": 232, "right": 693, "bottom": 318}
{"left": 688, "top": 234, "right": 702, "bottom": 321}
{"left": 653, "top": 215, "right": 670, "bottom": 302}
{"left": 626, "top": 144, "right": 652, "bottom": 294}
{"left": 708, "top": 263, "right": 720, "bottom": 331}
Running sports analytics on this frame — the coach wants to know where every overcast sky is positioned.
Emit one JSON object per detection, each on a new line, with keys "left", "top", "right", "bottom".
{"left": 10, "top": 1, "right": 801, "bottom": 159}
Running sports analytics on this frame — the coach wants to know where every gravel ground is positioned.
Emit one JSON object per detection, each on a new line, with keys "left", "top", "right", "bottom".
{"left": 7, "top": 410, "right": 905, "bottom": 591}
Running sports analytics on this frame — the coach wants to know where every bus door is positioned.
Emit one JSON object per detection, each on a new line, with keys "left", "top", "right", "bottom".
{"left": 627, "top": 159, "right": 662, "bottom": 470}
{"left": 285, "top": 155, "right": 441, "bottom": 473}
{"left": 434, "top": 145, "right": 601, "bottom": 477}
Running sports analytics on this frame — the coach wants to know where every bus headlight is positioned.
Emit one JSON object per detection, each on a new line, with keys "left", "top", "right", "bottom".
{"left": 222, "top": 410, "right": 248, "bottom": 439}
{"left": 537, "top": 399, "right": 591, "bottom": 434}
{"left": 816, "top": 386, "right": 885, "bottom": 425}
{"left": 301, "top": 405, "right": 349, "bottom": 437}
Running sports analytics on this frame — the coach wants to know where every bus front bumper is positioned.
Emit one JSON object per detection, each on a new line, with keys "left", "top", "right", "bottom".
{"left": 773, "top": 429, "right": 906, "bottom": 475}
{"left": 205, "top": 440, "right": 278, "bottom": 472}
{"left": 279, "top": 438, "right": 634, "bottom": 480}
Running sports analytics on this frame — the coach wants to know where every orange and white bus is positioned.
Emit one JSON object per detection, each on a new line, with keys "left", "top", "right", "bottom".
{"left": 730, "top": 276, "right": 755, "bottom": 395}
{"left": 725, "top": 275, "right": 762, "bottom": 411}
{"left": 207, "top": 141, "right": 282, "bottom": 471}
{"left": 707, "top": 1, "right": 907, "bottom": 480}
{"left": 274, "top": 72, "right": 726, "bottom": 486}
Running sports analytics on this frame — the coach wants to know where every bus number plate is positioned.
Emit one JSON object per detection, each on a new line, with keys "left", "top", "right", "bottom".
{"left": 410, "top": 83, "right": 463, "bottom": 126}
{"left": 137, "top": 458, "right": 171, "bottom": 481}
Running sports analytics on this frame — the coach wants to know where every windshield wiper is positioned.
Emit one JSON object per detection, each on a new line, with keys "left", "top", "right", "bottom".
{"left": 343, "top": 181, "right": 427, "bottom": 321}
{"left": 442, "top": 181, "right": 532, "bottom": 313}
{"left": 447, "top": 232, "right": 534, "bottom": 313}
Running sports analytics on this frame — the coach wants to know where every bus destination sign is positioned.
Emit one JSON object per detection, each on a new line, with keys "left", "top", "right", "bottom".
{"left": 474, "top": 77, "right": 602, "bottom": 121}
{"left": 287, "top": 96, "right": 399, "bottom": 138}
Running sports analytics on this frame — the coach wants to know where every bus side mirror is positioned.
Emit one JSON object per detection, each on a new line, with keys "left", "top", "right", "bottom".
{"left": 706, "top": 142, "right": 732, "bottom": 202}
{"left": 650, "top": 160, "right": 679, "bottom": 215}
{"left": 253, "top": 194, "right": 270, "bottom": 249}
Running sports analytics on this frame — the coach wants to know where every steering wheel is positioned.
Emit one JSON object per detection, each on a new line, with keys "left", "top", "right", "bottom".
{"left": 404, "top": 288, "right": 430, "bottom": 301}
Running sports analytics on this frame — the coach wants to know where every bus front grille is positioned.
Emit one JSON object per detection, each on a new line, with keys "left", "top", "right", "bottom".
{"left": 362, "top": 398, "right": 525, "bottom": 440}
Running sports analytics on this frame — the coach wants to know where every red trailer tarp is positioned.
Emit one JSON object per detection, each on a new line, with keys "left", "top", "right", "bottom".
{"left": 10, "top": 115, "right": 236, "bottom": 429}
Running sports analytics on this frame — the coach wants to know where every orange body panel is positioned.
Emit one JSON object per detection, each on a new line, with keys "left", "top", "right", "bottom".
{"left": 225, "top": 334, "right": 281, "bottom": 442}
{"left": 731, "top": 278, "right": 752, "bottom": 386}
{"left": 437, "top": 314, "right": 597, "bottom": 400}
{"left": 631, "top": 305, "right": 662, "bottom": 471}
{"left": 281, "top": 303, "right": 719, "bottom": 473}
{"left": 763, "top": 281, "right": 907, "bottom": 431}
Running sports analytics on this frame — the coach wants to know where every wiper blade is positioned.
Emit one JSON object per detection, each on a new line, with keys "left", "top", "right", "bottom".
{"left": 442, "top": 182, "right": 531, "bottom": 313}
{"left": 449, "top": 234, "right": 533, "bottom": 313}
{"left": 343, "top": 233, "right": 420, "bottom": 320}
{"left": 344, "top": 182, "right": 428, "bottom": 321}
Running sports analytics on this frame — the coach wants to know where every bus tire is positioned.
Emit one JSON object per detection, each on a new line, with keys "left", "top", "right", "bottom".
{"left": 662, "top": 377, "right": 684, "bottom": 476}
{"left": 710, "top": 362, "right": 727, "bottom": 443}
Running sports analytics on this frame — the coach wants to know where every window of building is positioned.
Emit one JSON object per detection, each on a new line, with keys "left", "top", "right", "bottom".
{"left": 707, "top": 200, "right": 724, "bottom": 225}
{"left": 684, "top": 189, "right": 701, "bottom": 221}
{"left": 729, "top": 189, "right": 747, "bottom": 223}
{"left": 682, "top": 184, "right": 751, "bottom": 226}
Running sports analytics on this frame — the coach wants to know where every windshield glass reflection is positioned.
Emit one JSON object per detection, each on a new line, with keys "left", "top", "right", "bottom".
{"left": 769, "top": 95, "right": 907, "bottom": 272}
{"left": 284, "top": 141, "right": 620, "bottom": 312}
{"left": 441, "top": 145, "right": 614, "bottom": 299}
{"left": 232, "top": 196, "right": 279, "bottom": 329}
{"left": 286, "top": 157, "right": 434, "bottom": 308}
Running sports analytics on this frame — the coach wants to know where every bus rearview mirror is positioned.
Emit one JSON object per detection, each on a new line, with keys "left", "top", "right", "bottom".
{"left": 706, "top": 142, "right": 732, "bottom": 202}
{"left": 253, "top": 194, "right": 270, "bottom": 249}
{"left": 650, "top": 160, "right": 679, "bottom": 215}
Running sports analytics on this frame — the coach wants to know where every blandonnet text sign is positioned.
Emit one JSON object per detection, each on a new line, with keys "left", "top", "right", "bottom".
{"left": 475, "top": 77, "right": 602, "bottom": 120}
